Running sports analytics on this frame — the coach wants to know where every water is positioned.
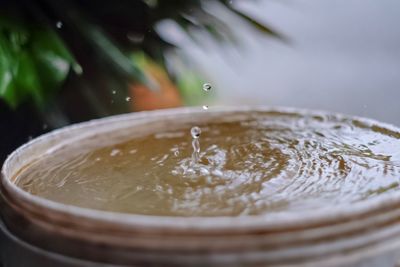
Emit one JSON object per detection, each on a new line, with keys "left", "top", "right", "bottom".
{"left": 203, "top": 83, "right": 212, "bottom": 91}
{"left": 15, "top": 111, "right": 400, "bottom": 216}
{"left": 190, "top": 126, "right": 201, "bottom": 165}
{"left": 56, "top": 21, "right": 63, "bottom": 29}
{"left": 190, "top": 126, "right": 201, "bottom": 139}
{"left": 125, "top": 97, "right": 131, "bottom": 102}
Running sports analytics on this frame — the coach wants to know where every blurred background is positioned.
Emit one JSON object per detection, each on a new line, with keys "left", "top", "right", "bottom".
{"left": 1, "top": 0, "right": 400, "bottom": 163}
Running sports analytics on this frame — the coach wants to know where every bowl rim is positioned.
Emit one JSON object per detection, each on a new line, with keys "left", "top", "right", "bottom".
{"left": 3, "top": 105, "right": 400, "bottom": 231}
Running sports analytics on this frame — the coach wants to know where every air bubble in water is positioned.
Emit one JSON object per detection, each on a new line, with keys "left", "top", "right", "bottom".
{"left": 203, "top": 83, "right": 211, "bottom": 91}
{"left": 125, "top": 96, "right": 131, "bottom": 102}
{"left": 191, "top": 126, "right": 201, "bottom": 139}
{"left": 202, "top": 105, "right": 209, "bottom": 110}
{"left": 56, "top": 21, "right": 63, "bottom": 29}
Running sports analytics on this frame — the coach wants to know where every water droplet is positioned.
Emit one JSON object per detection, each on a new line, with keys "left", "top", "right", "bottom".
{"left": 42, "top": 124, "right": 48, "bottom": 130}
{"left": 203, "top": 83, "right": 212, "bottom": 91}
{"left": 56, "top": 21, "right": 63, "bottom": 29}
{"left": 112, "top": 90, "right": 117, "bottom": 95}
{"left": 174, "top": 150, "right": 180, "bottom": 156}
{"left": 202, "top": 105, "right": 209, "bottom": 110}
{"left": 191, "top": 126, "right": 201, "bottom": 139}
{"left": 125, "top": 96, "right": 131, "bottom": 102}
{"left": 110, "top": 149, "right": 121, "bottom": 157}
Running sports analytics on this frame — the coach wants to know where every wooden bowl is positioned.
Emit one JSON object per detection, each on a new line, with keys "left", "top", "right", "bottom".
{"left": 2, "top": 106, "right": 400, "bottom": 266}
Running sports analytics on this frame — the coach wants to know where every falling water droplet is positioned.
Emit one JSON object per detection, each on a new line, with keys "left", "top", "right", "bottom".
{"left": 203, "top": 83, "right": 212, "bottom": 91}
{"left": 203, "top": 83, "right": 211, "bottom": 92}
{"left": 125, "top": 96, "right": 131, "bottom": 102}
{"left": 56, "top": 21, "right": 63, "bottom": 29}
{"left": 202, "top": 105, "right": 209, "bottom": 110}
{"left": 191, "top": 126, "right": 201, "bottom": 139}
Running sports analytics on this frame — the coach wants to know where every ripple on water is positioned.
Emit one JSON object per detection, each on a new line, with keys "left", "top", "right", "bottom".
{"left": 15, "top": 111, "right": 400, "bottom": 216}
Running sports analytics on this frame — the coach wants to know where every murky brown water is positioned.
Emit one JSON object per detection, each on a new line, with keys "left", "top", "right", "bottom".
{"left": 15, "top": 111, "right": 400, "bottom": 216}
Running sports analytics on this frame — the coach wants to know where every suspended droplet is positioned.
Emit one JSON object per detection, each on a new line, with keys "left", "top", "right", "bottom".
{"left": 112, "top": 90, "right": 117, "bottom": 95}
{"left": 191, "top": 126, "right": 201, "bottom": 139}
{"left": 125, "top": 96, "right": 131, "bottom": 102}
{"left": 203, "top": 83, "right": 212, "bottom": 91}
{"left": 56, "top": 21, "right": 63, "bottom": 29}
{"left": 202, "top": 105, "right": 209, "bottom": 110}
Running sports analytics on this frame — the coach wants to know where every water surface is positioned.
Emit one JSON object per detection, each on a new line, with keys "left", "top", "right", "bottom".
{"left": 16, "top": 111, "right": 400, "bottom": 216}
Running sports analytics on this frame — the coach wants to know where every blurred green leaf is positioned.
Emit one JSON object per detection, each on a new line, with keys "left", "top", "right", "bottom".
{"left": 0, "top": 0, "right": 283, "bottom": 111}
{"left": 0, "top": 15, "right": 76, "bottom": 108}
{"left": 31, "top": 30, "right": 74, "bottom": 93}
{"left": 0, "top": 31, "right": 23, "bottom": 108}
{"left": 15, "top": 51, "right": 43, "bottom": 104}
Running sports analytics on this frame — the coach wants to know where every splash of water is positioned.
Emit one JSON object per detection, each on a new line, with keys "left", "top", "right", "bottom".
{"left": 190, "top": 126, "right": 201, "bottom": 165}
